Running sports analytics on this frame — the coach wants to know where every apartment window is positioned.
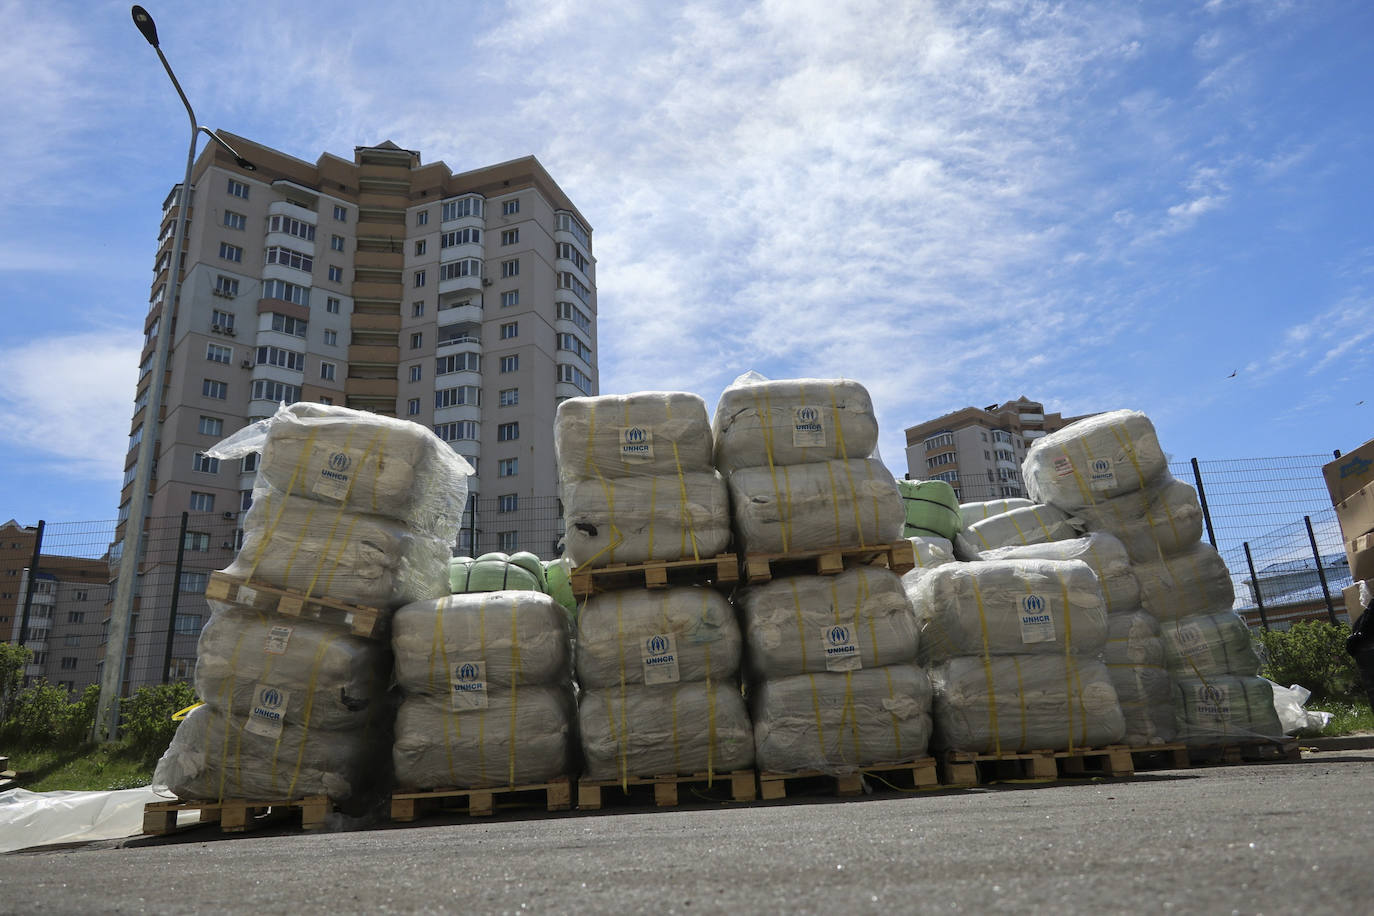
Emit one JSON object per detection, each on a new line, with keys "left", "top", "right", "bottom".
{"left": 925, "top": 432, "right": 955, "bottom": 450}
{"left": 189, "top": 491, "right": 215, "bottom": 512}
{"left": 433, "top": 421, "right": 479, "bottom": 442}
{"left": 227, "top": 178, "right": 249, "bottom": 199}
{"left": 500, "top": 259, "right": 519, "bottom": 278}
{"left": 333, "top": 205, "right": 348, "bottom": 221}
{"left": 414, "top": 240, "right": 427, "bottom": 256}
{"left": 409, "top": 364, "right": 423, "bottom": 382}
{"left": 500, "top": 322, "right": 518, "bottom": 339}
{"left": 320, "top": 361, "right": 336, "bottom": 381}
{"left": 557, "top": 301, "right": 592, "bottom": 333}
{"left": 501, "top": 290, "right": 519, "bottom": 308}
{"left": 323, "top": 329, "right": 338, "bottom": 346}
{"left": 411, "top": 332, "right": 423, "bottom": 350}
{"left": 68, "top": 611, "right": 86, "bottom": 624}
{"left": 439, "top": 259, "right": 481, "bottom": 281}
{"left": 60, "top": 657, "right": 78, "bottom": 671}
{"left": 411, "top": 301, "right": 426, "bottom": 319}
{"left": 206, "top": 343, "right": 232, "bottom": 364}
{"left": 501, "top": 228, "right": 519, "bottom": 246}
{"left": 265, "top": 245, "right": 313, "bottom": 272}
{"left": 268, "top": 214, "right": 316, "bottom": 241}
{"left": 251, "top": 379, "right": 301, "bottom": 403}
{"left": 556, "top": 212, "right": 591, "bottom": 248}
{"left": 441, "top": 196, "right": 483, "bottom": 221}
{"left": 557, "top": 332, "right": 593, "bottom": 362}
{"left": 414, "top": 270, "right": 426, "bottom": 288}
{"left": 435, "top": 386, "right": 480, "bottom": 409}
{"left": 417, "top": 210, "right": 429, "bottom": 226}
{"left": 219, "top": 242, "right": 243, "bottom": 263}
{"left": 256, "top": 346, "right": 305, "bottom": 371}
{"left": 326, "top": 296, "right": 340, "bottom": 314}
{"left": 407, "top": 398, "right": 421, "bottom": 416}
{"left": 500, "top": 355, "right": 518, "bottom": 373}
{"left": 498, "top": 457, "right": 518, "bottom": 477}
{"left": 214, "top": 275, "right": 239, "bottom": 297}
{"left": 173, "top": 613, "right": 203, "bottom": 635}
{"left": 211, "top": 309, "right": 235, "bottom": 331}
{"left": 557, "top": 363, "right": 593, "bottom": 395}
{"left": 242, "top": 453, "right": 259, "bottom": 473}
{"left": 203, "top": 379, "right": 227, "bottom": 400}
{"left": 168, "top": 658, "right": 195, "bottom": 679}
{"left": 502, "top": 199, "right": 519, "bottom": 215}
{"left": 497, "top": 422, "right": 519, "bottom": 442}
{"left": 198, "top": 416, "right": 223, "bottom": 436}
{"left": 499, "top": 388, "right": 518, "bottom": 406}
{"left": 497, "top": 494, "right": 518, "bottom": 513}
{"left": 63, "top": 634, "right": 80, "bottom": 647}
{"left": 224, "top": 210, "right": 246, "bottom": 230}
{"left": 555, "top": 241, "right": 590, "bottom": 273}
{"left": 559, "top": 271, "right": 591, "bottom": 305}
{"left": 331, "top": 234, "right": 345, "bottom": 252}
{"left": 441, "top": 227, "right": 481, "bottom": 248}
{"left": 436, "top": 353, "right": 480, "bottom": 375}
{"left": 498, "top": 531, "right": 519, "bottom": 552}
{"left": 262, "top": 279, "right": 310, "bottom": 307}
{"left": 184, "top": 531, "right": 210, "bottom": 552}
{"left": 927, "top": 452, "right": 956, "bottom": 468}
{"left": 193, "top": 452, "right": 220, "bottom": 473}
{"left": 328, "top": 265, "right": 343, "bottom": 283}
{"left": 270, "top": 313, "right": 308, "bottom": 337}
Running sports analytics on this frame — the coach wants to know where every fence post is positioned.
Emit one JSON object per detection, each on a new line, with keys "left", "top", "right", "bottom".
{"left": 1304, "top": 515, "right": 1338, "bottom": 625}
{"left": 469, "top": 494, "right": 479, "bottom": 556}
{"left": 16, "top": 520, "right": 45, "bottom": 650}
{"left": 161, "top": 512, "right": 189, "bottom": 684}
{"left": 1243, "top": 541, "right": 1269, "bottom": 631}
{"left": 1191, "top": 458, "right": 1218, "bottom": 548}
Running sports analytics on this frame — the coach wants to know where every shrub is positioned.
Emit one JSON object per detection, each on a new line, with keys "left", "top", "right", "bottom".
{"left": 119, "top": 682, "right": 199, "bottom": 764}
{"left": 0, "top": 643, "right": 32, "bottom": 725}
{"left": 0, "top": 680, "right": 97, "bottom": 749}
{"left": 1256, "top": 621, "right": 1362, "bottom": 703}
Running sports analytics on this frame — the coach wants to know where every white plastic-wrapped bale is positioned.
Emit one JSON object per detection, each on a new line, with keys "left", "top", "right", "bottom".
{"left": 736, "top": 568, "right": 917, "bottom": 680}
{"left": 750, "top": 665, "right": 933, "bottom": 773}
{"left": 1159, "top": 611, "right": 1260, "bottom": 678}
{"left": 727, "top": 458, "right": 903, "bottom": 554}
{"left": 194, "top": 606, "right": 392, "bottom": 732}
{"left": 1104, "top": 610, "right": 1166, "bottom": 667}
{"left": 712, "top": 375, "right": 879, "bottom": 473}
{"left": 910, "top": 559, "right": 1108, "bottom": 665}
{"left": 1171, "top": 675, "right": 1284, "bottom": 745}
{"left": 561, "top": 471, "right": 731, "bottom": 567}
{"left": 575, "top": 587, "right": 740, "bottom": 689}
{"left": 930, "top": 655, "right": 1126, "bottom": 754}
{"left": 1135, "top": 543, "right": 1235, "bottom": 621}
{"left": 554, "top": 391, "right": 714, "bottom": 481}
{"left": 979, "top": 533, "right": 1140, "bottom": 616}
{"left": 1022, "top": 410, "right": 1169, "bottom": 509}
{"left": 959, "top": 498, "right": 1035, "bottom": 529}
{"left": 225, "top": 489, "right": 451, "bottom": 608}
{"left": 211, "top": 402, "right": 471, "bottom": 537}
{"left": 1074, "top": 477, "right": 1204, "bottom": 564}
{"left": 392, "top": 592, "right": 572, "bottom": 695}
{"left": 1103, "top": 611, "right": 1177, "bottom": 745}
{"left": 578, "top": 681, "right": 755, "bottom": 781}
{"left": 955, "top": 503, "right": 1080, "bottom": 558}
{"left": 393, "top": 687, "right": 576, "bottom": 789}
{"left": 153, "top": 703, "right": 388, "bottom": 804}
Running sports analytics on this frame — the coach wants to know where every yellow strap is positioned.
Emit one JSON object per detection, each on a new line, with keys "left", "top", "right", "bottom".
{"left": 791, "top": 580, "right": 809, "bottom": 671}
{"left": 1010, "top": 655, "right": 1028, "bottom": 753}
{"left": 971, "top": 578, "right": 1001, "bottom": 756}
{"left": 172, "top": 702, "right": 203, "bottom": 721}
{"left": 283, "top": 629, "right": 340, "bottom": 799}
{"left": 1057, "top": 569, "right": 1076, "bottom": 753}
{"left": 507, "top": 596, "right": 523, "bottom": 786}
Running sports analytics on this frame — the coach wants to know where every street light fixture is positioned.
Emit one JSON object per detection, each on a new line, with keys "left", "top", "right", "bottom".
{"left": 98, "top": 6, "right": 256, "bottom": 740}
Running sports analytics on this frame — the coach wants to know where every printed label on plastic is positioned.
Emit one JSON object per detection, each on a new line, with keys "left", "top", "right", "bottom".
{"left": 1193, "top": 683, "right": 1232, "bottom": 722}
{"left": 245, "top": 683, "right": 289, "bottom": 738}
{"left": 1088, "top": 457, "right": 1117, "bottom": 490}
{"left": 792, "top": 406, "right": 827, "bottom": 448}
{"left": 1018, "top": 594, "right": 1056, "bottom": 643}
{"left": 1052, "top": 454, "right": 1075, "bottom": 478}
{"left": 1169, "top": 622, "right": 1207, "bottom": 658}
{"left": 450, "top": 661, "right": 489, "bottom": 711}
{"left": 619, "top": 426, "right": 655, "bottom": 462}
{"left": 264, "top": 625, "right": 293, "bottom": 655}
{"left": 310, "top": 443, "right": 356, "bottom": 501}
{"left": 820, "top": 624, "right": 862, "bottom": 671}
{"left": 641, "top": 633, "right": 680, "bottom": 685}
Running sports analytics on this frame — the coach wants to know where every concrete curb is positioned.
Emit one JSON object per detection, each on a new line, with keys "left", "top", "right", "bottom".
{"left": 1298, "top": 734, "right": 1374, "bottom": 751}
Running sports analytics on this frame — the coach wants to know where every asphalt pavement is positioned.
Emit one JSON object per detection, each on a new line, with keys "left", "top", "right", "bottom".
{"left": 3, "top": 748, "right": 1372, "bottom": 915}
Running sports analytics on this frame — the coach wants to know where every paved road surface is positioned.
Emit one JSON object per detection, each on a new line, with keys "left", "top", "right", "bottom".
{"left": 3, "top": 749, "right": 1371, "bottom": 915}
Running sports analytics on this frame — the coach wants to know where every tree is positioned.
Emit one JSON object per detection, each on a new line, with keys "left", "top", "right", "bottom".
{"left": 0, "top": 643, "right": 32, "bottom": 726}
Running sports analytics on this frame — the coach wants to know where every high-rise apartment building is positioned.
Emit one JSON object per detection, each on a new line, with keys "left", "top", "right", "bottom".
{"left": 903, "top": 397, "right": 1094, "bottom": 503}
{"left": 111, "top": 136, "right": 597, "bottom": 688}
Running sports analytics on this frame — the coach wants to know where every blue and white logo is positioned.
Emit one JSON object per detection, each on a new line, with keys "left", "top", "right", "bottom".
{"left": 1022, "top": 595, "right": 1044, "bottom": 614}
{"left": 1091, "top": 458, "right": 1111, "bottom": 475}
{"left": 626, "top": 427, "right": 647, "bottom": 443}
{"left": 259, "top": 687, "right": 283, "bottom": 709}
{"left": 827, "top": 625, "right": 851, "bottom": 647}
{"left": 797, "top": 407, "right": 819, "bottom": 424}
{"left": 458, "top": 663, "right": 480, "bottom": 681}
{"left": 1201, "top": 685, "right": 1225, "bottom": 705}
{"left": 647, "top": 634, "right": 670, "bottom": 655}
{"left": 329, "top": 451, "right": 352, "bottom": 472}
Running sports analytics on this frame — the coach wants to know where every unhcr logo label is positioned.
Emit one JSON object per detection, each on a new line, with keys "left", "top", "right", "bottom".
{"left": 792, "top": 405, "right": 827, "bottom": 447}
{"left": 1019, "top": 594, "right": 1055, "bottom": 644}
{"left": 246, "top": 683, "right": 290, "bottom": 738}
{"left": 641, "top": 633, "right": 679, "bottom": 685}
{"left": 619, "top": 426, "right": 654, "bottom": 462}
{"left": 820, "top": 623, "right": 860, "bottom": 671}
{"left": 1089, "top": 456, "right": 1116, "bottom": 490}
{"left": 450, "top": 661, "right": 488, "bottom": 710}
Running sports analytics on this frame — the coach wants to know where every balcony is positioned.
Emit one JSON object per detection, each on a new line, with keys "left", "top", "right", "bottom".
{"left": 438, "top": 298, "right": 483, "bottom": 325}
{"left": 268, "top": 198, "right": 317, "bottom": 223}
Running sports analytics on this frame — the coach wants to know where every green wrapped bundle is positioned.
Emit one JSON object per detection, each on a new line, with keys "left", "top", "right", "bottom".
{"left": 897, "top": 479, "right": 962, "bottom": 541}
{"left": 544, "top": 558, "right": 578, "bottom": 616}
{"left": 449, "top": 552, "right": 546, "bottom": 594}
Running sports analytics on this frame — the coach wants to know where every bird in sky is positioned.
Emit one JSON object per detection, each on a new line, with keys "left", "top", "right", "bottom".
{"left": 1225, "top": 370, "right": 1237, "bottom": 379}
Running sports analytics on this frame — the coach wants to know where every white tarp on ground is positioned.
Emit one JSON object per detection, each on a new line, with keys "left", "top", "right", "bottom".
{"left": 0, "top": 786, "right": 186, "bottom": 853}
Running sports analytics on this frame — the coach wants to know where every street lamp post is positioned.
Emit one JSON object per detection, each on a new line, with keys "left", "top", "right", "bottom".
{"left": 97, "top": 5, "right": 256, "bottom": 740}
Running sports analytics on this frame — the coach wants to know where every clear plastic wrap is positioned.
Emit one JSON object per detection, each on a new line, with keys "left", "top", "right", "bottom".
{"left": 930, "top": 655, "right": 1126, "bottom": 753}
{"left": 1103, "top": 610, "right": 1177, "bottom": 744}
{"left": 1022, "top": 409, "right": 1169, "bottom": 509}
{"left": 1171, "top": 675, "right": 1284, "bottom": 745}
{"left": 554, "top": 391, "right": 714, "bottom": 481}
{"left": 1159, "top": 611, "right": 1260, "bottom": 678}
{"left": 1073, "top": 476, "right": 1204, "bottom": 564}
{"left": 736, "top": 567, "right": 917, "bottom": 680}
{"left": 727, "top": 457, "right": 904, "bottom": 554}
{"left": 578, "top": 681, "right": 755, "bottom": 781}
{"left": 954, "top": 503, "right": 1080, "bottom": 557}
{"left": 225, "top": 489, "right": 451, "bottom": 608}
{"left": 1135, "top": 543, "right": 1236, "bottom": 621}
{"left": 712, "top": 374, "right": 879, "bottom": 473}
{"left": 959, "top": 498, "right": 1035, "bottom": 528}
{"left": 207, "top": 401, "right": 472, "bottom": 537}
{"left": 575, "top": 587, "right": 740, "bottom": 689}
{"left": 1104, "top": 610, "right": 1165, "bottom": 667}
{"left": 979, "top": 533, "right": 1140, "bottom": 616}
{"left": 561, "top": 471, "right": 732, "bottom": 567}
{"left": 448, "top": 555, "right": 544, "bottom": 593}
{"left": 897, "top": 479, "right": 962, "bottom": 541}
{"left": 195, "top": 605, "right": 392, "bottom": 732}
{"left": 910, "top": 559, "right": 1108, "bottom": 665}
{"left": 750, "top": 665, "right": 933, "bottom": 773}
{"left": 392, "top": 591, "right": 572, "bottom": 694}
{"left": 392, "top": 687, "right": 576, "bottom": 789}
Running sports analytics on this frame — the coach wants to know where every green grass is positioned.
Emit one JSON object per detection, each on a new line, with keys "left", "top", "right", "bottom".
{"left": 1305, "top": 700, "right": 1374, "bottom": 737}
{"left": 5, "top": 742, "right": 157, "bottom": 793}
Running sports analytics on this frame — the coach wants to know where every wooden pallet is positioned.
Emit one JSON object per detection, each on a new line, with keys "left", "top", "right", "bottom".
{"left": 570, "top": 553, "right": 739, "bottom": 598}
{"left": 758, "top": 758, "right": 939, "bottom": 800}
{"left": 1125, "top": 743, "right": 1191, "bottom": 771}
{"left": 0, "top": 757, "right": 14, "bottom": 792}
{"left": 206, "top": 571, "right": 384, "bottom": 639}
{"left": 576, "top": 770, "right": 756, "bottom": 810}
{"left": 742, "top": 540, "right": 916, "bottom": 584}
{"left": 142, "top": 795, "right": 338, "bottom": 835}
{"left": 938, "top": 745, "right": 1149, "bottom": 787}
{"left": 390, "top": 778, "right": 573, "bottom": 821}
{"left": 1187, "top": 737, "right": 1301, "bottom": 766}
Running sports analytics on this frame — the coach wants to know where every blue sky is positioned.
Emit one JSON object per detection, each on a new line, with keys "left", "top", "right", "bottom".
{"left": 0, "top": 0, "right": 1370, "bottom": 527}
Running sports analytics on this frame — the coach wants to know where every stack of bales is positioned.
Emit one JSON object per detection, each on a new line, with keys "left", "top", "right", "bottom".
{"left": 1023, "top": 410, "right": 1281, "bottom": 745}
{"left": 909, "top": 557, "right": 1124, "bottom": 754}
{"left": 155, "top": 404, "right": 471, "bottom": 804}
{"left": 716, "top": 375, "right": 930, "bottom": 773}
{"left": 898, "top": 479, "right": 963, "bottom": 542}
{"left": 556, "top": 392, "right": 751, "bottom": 782}
{"left": 953, "top": 500, "right": 1079, "bottom": 560}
